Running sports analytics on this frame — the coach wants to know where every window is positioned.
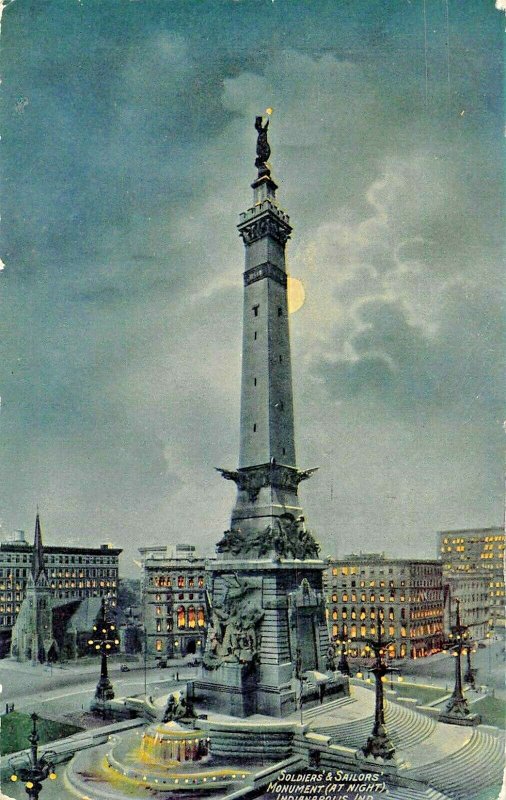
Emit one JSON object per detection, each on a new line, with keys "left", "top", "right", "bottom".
{"left": 254, "top": 378, "right": 257, "bottom": 386}
{"left": 331, "top": 593, "right": 338, "bottom": 602}
{"left": 277, "top": 307, "right": 283, "bottom": 317}
{"left": 342, "top": 592, "right": 348, "bottom": 602}
{"left": 188, "top": 606, "right": 196, "bottom": 628}
{"left": 197, "top": 607, "right": 205, "bottom": 627}
{"left": 253, "top": 424, "right": 257, "bottom": 432}
{"left": 254, "top": 331, "right": 257, "bottom": 340}
{"left": 177, "top": 606, "right": 185, "bottom": 629}
{"left": 156, "top": 639, "right": 163, "bottom": 652}
{"left": 198, "top": 576, "right": 204, "bottom": 589}
{"left": 178, "top": 576, "right": 184, "bottom": 588}
{"left": 253, "top": 305, "right": 259, "bottom": 316}
{"left": 188, "top": 577, "right": 195, "bottom": 588}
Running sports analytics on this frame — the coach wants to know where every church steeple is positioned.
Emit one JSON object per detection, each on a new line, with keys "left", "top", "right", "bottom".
{"left": 31, "top": 511, "right": 47, "bottom": 584}
{"left": 217, "top": 117, "right": 317, "bottom": 544}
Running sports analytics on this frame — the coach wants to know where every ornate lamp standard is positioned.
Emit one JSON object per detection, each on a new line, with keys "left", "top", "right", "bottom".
{"left": 357, "top": 609, "right": 395, "bottom": 761}
{"left": 9, "top": 713, "right": 57, "bottom": 800}
{"left": 88, "top": 597, "right": 120, "bottom": 715}
{"left": 440, "top": 599, "right": 480, "bottom": 725}
{"left": 335, "top": 628, "right": 351, "bottom": 676}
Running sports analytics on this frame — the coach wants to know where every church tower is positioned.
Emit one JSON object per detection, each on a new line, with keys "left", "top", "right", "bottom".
{"left": 10, "top": 512, "right": 55, "bottom": 663}
{"left": 195, "top": 119, "right": 348, "bottom": 718}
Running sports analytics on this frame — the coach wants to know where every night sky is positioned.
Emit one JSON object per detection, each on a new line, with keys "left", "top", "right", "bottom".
{"left": 1, "top": 1, "right": 503, "bottom": 576}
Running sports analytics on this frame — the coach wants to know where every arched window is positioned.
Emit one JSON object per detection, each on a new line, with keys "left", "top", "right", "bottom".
{"left": 197, "top": 607, "right": 205, "bottom": 627}
{"left": 350, "top": 624, "right": 357, "bottom": 638}
{"left": 351, "top": 607, "right": 356, "bottom": 620}
{"left": 401, "top": 626, "right": 406, "bottom": 637}
{"left": 370, "top": 625, "right": 376, "bottom": 636}
{"left": 361, "top": 592, "right": 367, "bottom": 602}
{"left": 332, "top": 624, "right": 338, "bottom": 638}
{"left": 388, "top": 644, "right": 396, "bottom": 658}
{"left": 351, "top": 591, "right": 357, "bottom": 602}
{"left": 342, "top": 592, "right": 348, "bottom": 602}
{"left": 188, "top": 576, "right": 195, "bottom": 588}
{"left": 389, "top": 607, "right": 394, "bottom": 620}
{"left": 177, "top": 606, "right": 185, "bottom": 629}
{"left": 342, "top": 607, "right": 347, "bottom": 619}
{"left": 370, "top": 593, "right": 375, "bottom": 602}
{"left": 188, "top": 606, "right": 196, "bottom": 628}
{"left": 332, "top": 610, "right": 338, "bottom": 620}
{"left": 343, "top": 623, "right": 348, "bottom": 636}
{"left": 370, "top": 608, "right": 376, "bottom": 619}
{"left": 178, "top": 575, "right": 185, "bottom": 588}
{"left": 331, "top": 593, "right": 338, "bottom": 602}
{"left": 360, "top": 608, "right": 366, "bottom": 620}
{"left": 198, "top": 575, "right": 204, "bottom": 588}
{"left": 360, "top": 624, "right": 366, "bottom": 637}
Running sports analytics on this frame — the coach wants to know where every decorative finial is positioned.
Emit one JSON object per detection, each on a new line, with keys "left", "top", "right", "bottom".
{"left": 255, "top": 115, "right": 271, "bottom": 178}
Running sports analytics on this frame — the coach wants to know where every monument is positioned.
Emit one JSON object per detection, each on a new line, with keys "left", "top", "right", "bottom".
{"left": 194, "top": 117, "right": 348, "bottom": 717}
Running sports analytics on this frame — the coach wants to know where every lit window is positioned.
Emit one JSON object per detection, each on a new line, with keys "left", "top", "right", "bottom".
{"left": 177, "top": 606, "right": 185, "bottom": 629}
{"left": 188, "top": 606, "right": 196, "bottom": 628}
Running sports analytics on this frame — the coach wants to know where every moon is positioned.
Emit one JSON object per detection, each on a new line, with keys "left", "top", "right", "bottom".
{"left": 287, "top": 276, "right": 305, "bottom": 314}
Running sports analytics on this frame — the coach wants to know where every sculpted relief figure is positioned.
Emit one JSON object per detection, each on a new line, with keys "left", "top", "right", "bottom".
{"left": 203, "top": 574, "right": 264, "bottom": 669}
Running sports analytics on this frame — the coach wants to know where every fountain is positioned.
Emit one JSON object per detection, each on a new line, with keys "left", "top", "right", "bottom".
{"left": 64, "top": 692, "right": 263, "bottom": 799}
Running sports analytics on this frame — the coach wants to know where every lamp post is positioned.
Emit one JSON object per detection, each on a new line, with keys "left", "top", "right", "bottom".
{"left": 336, "top": 628, "right": 351, "bottom": 676}
{"left": 9, "top": 713, "right": 57, "bottom": 800}
{"left": 295, "top": 647, "right": 306, "bottom": 724}
{"left": 358, "top": 609, "right": 395, "bottom": 761}
{"left": 88, "top": 597, "right": 120, "bottom": 716}
{"left": 463, "top": 640, "right": 477, "bottom": 688}
{"left": 442, "top": 599, "right": 473, "bottom": 718}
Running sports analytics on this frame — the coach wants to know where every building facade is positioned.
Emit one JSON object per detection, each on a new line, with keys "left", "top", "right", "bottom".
{"left": 140, "top": 544, "right": 208, "bottom": 659}
{"left": 326, "top": 554, "right": 444, "bottom": 659}
{"left": 0, "top": 517, "right": 121, "bottom": 655}
{"left": 443, "top": 571, "right": 491, "bottom": 641}
{"left": 438, "top": 527, "right": 504, "bottom": 628}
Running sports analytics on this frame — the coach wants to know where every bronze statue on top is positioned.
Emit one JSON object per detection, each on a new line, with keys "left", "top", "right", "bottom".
{"left": 255, "top": 116, "right": 271, "bottom": 176}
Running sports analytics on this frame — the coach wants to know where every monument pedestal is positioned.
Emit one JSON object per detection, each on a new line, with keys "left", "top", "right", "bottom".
{"left": 194, "top": 558, "right": 348, "bottom": 718}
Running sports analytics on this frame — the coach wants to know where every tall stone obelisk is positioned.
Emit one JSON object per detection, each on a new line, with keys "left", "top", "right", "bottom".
{"left": 194, "top": 118, "right": 347, "bottom": 717}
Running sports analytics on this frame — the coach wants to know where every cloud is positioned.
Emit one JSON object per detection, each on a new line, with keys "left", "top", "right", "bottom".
{"left": 1, "top": 6, "right": 502, "bottom": 569}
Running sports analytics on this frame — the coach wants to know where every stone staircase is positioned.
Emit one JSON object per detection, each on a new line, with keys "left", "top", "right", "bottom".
{"left": 302, "top": 695, "right": 356, "bottom": 723}
{"left": 310, "top": 697, "right": 436, "bottom": 751}
{"left": 406, "top": 727, "right": 505, "bottom": 800}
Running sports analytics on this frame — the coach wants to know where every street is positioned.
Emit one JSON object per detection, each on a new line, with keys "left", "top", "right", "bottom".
{"left": 0, "top": 658, "right": 198, "bottom": 720}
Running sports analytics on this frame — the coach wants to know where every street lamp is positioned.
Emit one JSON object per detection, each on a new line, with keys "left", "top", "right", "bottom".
{"left": 295, "top": 647, "right": 307, "bottom": 724}
{"left": 88, "top": 597, "right": 120, "bottom": 716}
{"left": 9, "top": 713, "right": 57, "bottom": 800}
{"left": 357, "top": 609, "right": 395, "bottom": 761}
{"left": 440, "top": 599, "right": 477, "bottom": 721}
{"left": 335, "top": 628, "right": 351, "bottom": 676}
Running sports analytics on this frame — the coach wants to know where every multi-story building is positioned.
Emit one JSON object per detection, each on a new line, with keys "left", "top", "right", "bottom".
{"left": 140, "top": 544, "right": 209, "bottom": 659}
{"left": 0, "top": 518, "right": 121, "bottom": 655}
{"left": 326, "top": 553, "right": 444, "bottom": 660}
{"left": 443, "top": 571, "right": 491, "bottom": 641}
{"left": 438, "top": 527, "right": 504, "bottom": 627}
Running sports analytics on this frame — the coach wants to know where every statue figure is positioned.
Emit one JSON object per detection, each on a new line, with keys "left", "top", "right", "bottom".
{"left": 255, "top": 116, "right": 271, "bottom": 173}
{"left": 162, "top": 692, "right": 196, "bottom": 723}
